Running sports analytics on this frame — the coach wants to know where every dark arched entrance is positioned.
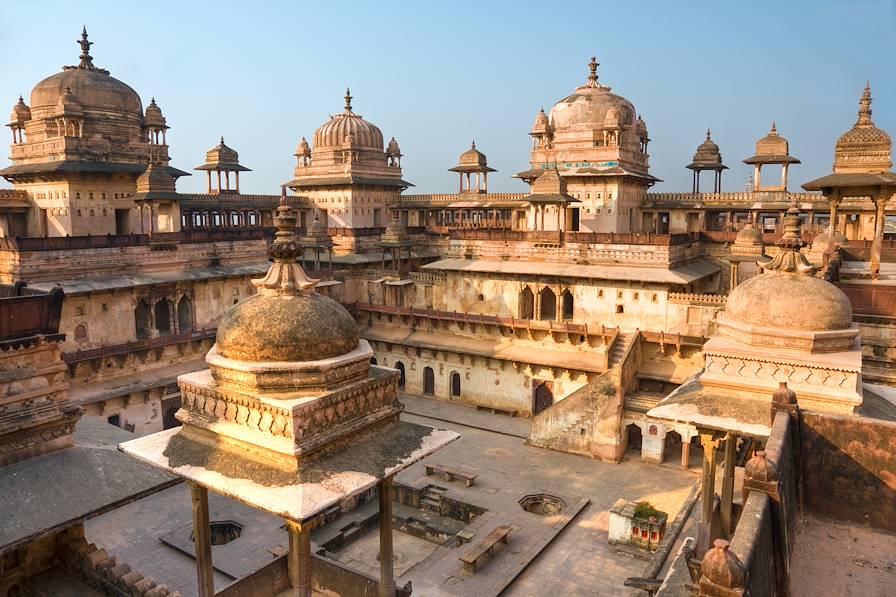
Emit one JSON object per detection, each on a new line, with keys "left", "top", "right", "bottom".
{"left": 626, "top": 423, "right": 643, "bottom": 454}
{"left": 519, "top": 286, "right": 535, "bottom": 319}
{"left": 533, "top": 381, "right": 553, "bottom": 415}
{"left": 664, "top": 430, "right": 683, "bottom": 465}
{"left": 154, "top": 299, "right": 172, "bottom": 337}
{"left": 178, "top": 296, "right": 194, "bottom": 333}
{"left": 135, "top": 299, "right": 151, "bottom": 340}
{"left": 539, "top": 287, "right": 556, "bottom": 320}
{"left": 423, "top": 367, "right": 435, "bottom": 396}
{"left": 395, "top": 362, "right": 406, "bottom": 388}
{"left": 450, "top": 372, "right": 461, "bottom": 398}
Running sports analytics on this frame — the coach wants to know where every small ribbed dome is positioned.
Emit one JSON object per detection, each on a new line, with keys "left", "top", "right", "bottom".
{"left": 636, "top": 116, "right": 648, "bottom": 137}
{"left": 216, "top": 293, "right": 358, "bottom": 363}
{"left": 734, "top": 222, "right": 762, "bottom": 245}
{"left": 144, "top": 98, "right": 166, "bottom": 127}
{"left": 386, "top": 137, "right": 401, "bottom": 157}
{"left": 812, "top": 230, "right": 849, "bottom": 247}
{"left": 295, "top": 136, "right": 311, "bottom": 158}
{"left": 9, "top": 96, "right": 31, "bottom": 124}
{"left": 136, "top": 162, "right": 175, "bottom": 194}
{"left": 691, "top": 129, "right": 723, "bottom": 167}
{"left": 459, "top": 141, "right": 487, "bottom": 167}
{"left": 531, "top": 107, "right": 549, "bottom": 134}
{"left": 312, "top": 88, "right": 384, "bottom": 151}
{"left": 755, "top": 122, "right": 788, "bottom": 156}
{"left": 834, "top": 84, "right": 892, "bottom": 173}
{"left": 745, "top": 451, "right": 778, "bottom": 483}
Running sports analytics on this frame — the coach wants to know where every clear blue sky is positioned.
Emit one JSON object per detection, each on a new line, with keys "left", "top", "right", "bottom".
{"left": 1, "top": 0, "right": 894, "bottom": 194}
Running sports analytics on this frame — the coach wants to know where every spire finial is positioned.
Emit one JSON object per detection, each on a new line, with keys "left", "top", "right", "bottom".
{"left": 220, "top": 135, "right": 225, "bottom": 145}
{"left": 706, "top": 128, "right": 712, "bottom": 140}
{"left": 762, "top": 199, "right": 815, "bottom": 274}
{"left": 77, "top": 26, "right": 95, "bottom": 69}
{"left": 471, "top": 139, "right": 476, "bottom": 149}
{"left": 344, "top": 87, "right": 353, "bottom": 112}
{"left": 770, "top": 121, "right": 777, "bottom": 134}
{"left": 586, "top": 56, "right": 600, "bottom": 86}
{"left": 252, "top": 187, "right": 319, "bottom": 294}
{"left": 18, "top": 95, "right": 23, "bottom": 102}
{"left": 857, "top": 82, "right": 873, "bottom": 125}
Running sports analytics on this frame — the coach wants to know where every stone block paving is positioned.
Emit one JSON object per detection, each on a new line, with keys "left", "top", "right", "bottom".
{"left": 86, "top": 394, "right": 697, "bottom": 597}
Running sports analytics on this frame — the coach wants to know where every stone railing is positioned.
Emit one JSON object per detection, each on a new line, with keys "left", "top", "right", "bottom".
{"left": 408, "top": 271, "right": 447, "bottom": 284}
{"left": 448, "top": 229, "right": 699, "bottom": 246}
{"left": 0, "top": 228, "right": 274, "bottom": 251}
{"left": 646, "top": 191, "right": 822, "bottom": 205}
{"left": 357, "top": 302, "right": 617, "bottom": 343}
{"left": 395, "top": 192, "right": 528, "bottom": 205}
{"left": 0, "top": 284, "right": 63, "bottom": 342}
{"left": 668, "top": 292, "right": 728, "bottom": 306}
{"left": 62, "top": 329, "right": 216, "bottom": 364}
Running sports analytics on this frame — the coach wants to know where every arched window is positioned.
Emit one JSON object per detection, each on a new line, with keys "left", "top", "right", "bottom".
{"left": 154, "top": 299, "right": 172, "bottom": 337}
{"left": 370, "top": 357, "right": 378, "bottom": 365}
{"left": 562, "top": 290, "right": 574, "bottom": 320}
{"left": 423, "top": 367, "right": 435, "bottom": 396}
{"left": 135, "top": 299, "right": 151, "bottom": 340}
{"left": 450, "top": 371, "right": 461, "bottom": 398}
{"left": 177, "top": 296, "right": 194, "bottom": 333}
{"left": 395, "top": 362, "right": 406, "bottom": 389}
{"left": 539, "top": 287, "right": 556, "bottom": 321}
{"left": 74, "top": 324, "right": 88, "bottom": 342}
{"left": 519, "top": 286, "right": 534, "bottom": 320}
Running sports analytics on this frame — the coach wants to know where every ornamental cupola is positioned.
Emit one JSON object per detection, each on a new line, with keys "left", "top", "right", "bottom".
{"left": 834, "top": 83, "right": 892, "bottom": 174}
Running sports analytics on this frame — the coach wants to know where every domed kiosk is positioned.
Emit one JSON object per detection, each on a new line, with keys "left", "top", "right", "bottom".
{"left": 120, "top": 194, "right": 456, "bottom": 594}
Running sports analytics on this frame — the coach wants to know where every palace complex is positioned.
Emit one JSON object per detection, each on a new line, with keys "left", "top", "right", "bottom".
{"left": 0, "top": 30, "right": 894, "bottom": 597}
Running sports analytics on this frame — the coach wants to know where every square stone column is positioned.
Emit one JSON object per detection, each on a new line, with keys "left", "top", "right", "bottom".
{"left": 189, "top": 483, "right": 214, "bottom": 597}
{"left": 286, "top": 520, "right": 312, "bottom": 597}
{"left": 379, "top": 475, "right": 395, "bottom": 597}
{"left": 697, "top": 433, "right": 721, "bottom": 557}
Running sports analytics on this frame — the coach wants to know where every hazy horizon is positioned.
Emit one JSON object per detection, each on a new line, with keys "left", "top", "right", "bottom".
{"left": 1, "top": 0, "right": 894, "bottom": 195}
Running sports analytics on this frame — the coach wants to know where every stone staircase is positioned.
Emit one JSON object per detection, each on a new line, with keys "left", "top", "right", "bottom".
{"left": 420, "top": 485, "right": 447, "bottom": 515}
{"left": 608, "top": 332, "right": 635, "bottom": 367}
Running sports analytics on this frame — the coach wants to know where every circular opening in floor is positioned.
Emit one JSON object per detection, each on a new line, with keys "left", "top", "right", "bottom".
{"left": 191, "top": 520, "right": 243, "bottom": 546}
{"left": 518, "top": 494, "right": 567, "bottom": 516}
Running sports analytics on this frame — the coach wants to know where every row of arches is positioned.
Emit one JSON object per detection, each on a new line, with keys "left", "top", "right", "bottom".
{"left": 519, "top": 286, "right": 574, "bottom": 321}
{"left": 371, "top": 358, "right": 461, "bottom": 398}
{"left": 135, "top": 295, "right": 194, "bottom": 339}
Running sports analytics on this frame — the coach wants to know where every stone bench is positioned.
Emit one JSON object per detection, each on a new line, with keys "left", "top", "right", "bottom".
{"left": 459, "top": 525, "right": 512, "bottom": 572}
{"left": 475, "top": 405, "right": 518, "bottom": 417}
{"left": 425, "top": 463, "right": 477, "bottom": 487}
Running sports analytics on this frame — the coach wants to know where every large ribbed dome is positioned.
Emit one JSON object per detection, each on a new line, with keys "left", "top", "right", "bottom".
{"left": 313, "top": 88, "right": 384, "bottom": 150}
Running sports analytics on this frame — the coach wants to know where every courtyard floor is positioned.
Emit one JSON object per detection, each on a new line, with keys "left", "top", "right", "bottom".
{"left": 86, "top": 392, "right": 698, "bottom": 596}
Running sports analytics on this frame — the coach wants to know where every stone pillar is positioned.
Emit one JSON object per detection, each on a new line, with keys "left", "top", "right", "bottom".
{"left": 286, "top": 520, "right": 312, "bottom": 597}
{"left": 729, "top": 262, "right": 739, "bottom": 292}
{"left": 225, "top": 171, "right": 231, "bottom": 192}
{"left": 190, "top": 483, "right": 215, "bottom": 597}
{"left": 871, "top": 193, "right": 887, "bottom": 280}
{"left": 216, "top": 170, "right": 222, "bottom": 193}
{"left": 379, "top": 476, "right": 395, "bottom": 597}
{"left": 681, "top": 435, "right": 691, "bottom": 469}
{"left": 720, "top": 433, "right": 737, "bottom": 536}
{"left": 206, "top": 171, "right": 212, "bottom": 194}
{"left": 697, "top": 433, "right": 721, "bottom": 557}
{"left": 826, "top": 193, "right": 841, "bottom": 265}
{"left": 754, "top": 165, "right": 762, "bottom": 190}
{"left": 235, "top": 171, "right": 240, "bottom": 193}
{"left": 782, "top": 162, "right": 789, "bottom": 190}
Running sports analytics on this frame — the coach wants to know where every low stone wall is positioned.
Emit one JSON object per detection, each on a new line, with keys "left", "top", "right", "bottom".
{"left": 728, "top": 492, "right": 778, "bottom": 596}
{"left": 800, "top": 411, "right": 896, "bottom": 532}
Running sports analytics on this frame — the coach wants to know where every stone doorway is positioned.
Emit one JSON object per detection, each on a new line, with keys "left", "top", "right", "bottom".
{"left": 450, "top": 372, "right": 461, "bottom": 398}
{"left": 395, "top": 362, "right": 406, "bottom": 389}
{"left": 423, "top": 367, "right": 435, "bottom": 396}
{"left": 533, "top": 381, "right": 554, "bottom": 415}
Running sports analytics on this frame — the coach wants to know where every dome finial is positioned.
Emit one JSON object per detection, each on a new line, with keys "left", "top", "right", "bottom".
{"left": 857, "top": 82, "right": 873, "bottom": 125}
{"left": 706, "top": 128, "right": 712, "bottom": 140}
{"left": 471, "top": 139, "right": 476, "bottom": 149}
{"left": 250, "top": 187, "right": 318, "bottom": 294}
{"left": 77, "top": 26, "right": 95, "bottom": 69}
{"left": 770, "top": 121, "right": 777, "bottom": 135}
{"left": 586, "top": 56, "right": 600, "bottom": 87}
{"left": 762, "top": 200, "right": 815, "bottom": 274}
{"left": 220, "top": 135, "right": 225, "bottom": 145}
{"left": 344, "top": 87, "right": 353, "bottom": 113}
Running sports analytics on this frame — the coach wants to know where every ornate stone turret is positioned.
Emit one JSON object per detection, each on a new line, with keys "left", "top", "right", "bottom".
{"left": 834, "top": 83, "right": 892, "bottom": 174}
{"left": 7, "top": 96, "right": 30, "bottom": 144}
{"left": 449, "top": 140, "right": 496, "bottom": 193}
{"left": 194, "top": 136, "right": 251, "bottom": 194}
{"left": 143, "top": 97, "right": 168, "bottom": 146}
{"left": 299, "top": 204, "right": 334, "bottom": 272}
{"left": 688, "top": 129, "right": 727, "bottom": 192}
{"left": 743, "top": 122, "right": 801, "bottom": 191}
{"left": 386, "top": 136, "right": 402, "bottom": 167}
